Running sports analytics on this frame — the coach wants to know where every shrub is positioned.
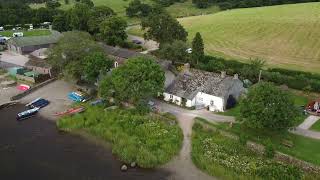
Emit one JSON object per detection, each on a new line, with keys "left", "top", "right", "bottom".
{"left": 264, "top": 139, "right": 275, "bottom": 158}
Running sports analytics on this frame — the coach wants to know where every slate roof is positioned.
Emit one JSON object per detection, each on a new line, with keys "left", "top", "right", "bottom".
{"left": 7, "top": 30, "right": 61, "bottom": 47}
{"left": 25, "top": 55, "right": 51, "bottom": 68}
{"left": 166, "top": 69, "right": 243, "bottom": 100}
{"left": 102, "top": 44, "right": 141, "bottom": 59}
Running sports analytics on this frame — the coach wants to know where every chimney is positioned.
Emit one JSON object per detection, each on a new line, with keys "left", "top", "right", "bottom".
{"left": 221, "top": 71, "right": 226, "bottom": 78}
{"left": 233, "top": 74, "right": 239, "bottom": 79}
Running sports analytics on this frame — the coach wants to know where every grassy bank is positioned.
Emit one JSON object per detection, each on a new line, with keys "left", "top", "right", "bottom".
{"left": 192, "top": 120, "right": 305, "bottom": 179}
{"left": 179, "top": 2, "right": 320, "bottom": 73}
{"left": 310, "top": 121, "right": 320, "bottom": 132}
{"left": 57, "top": 105, "right": 183, "bottom": 168}
{"left": 0, "top": 30, "right": 51, "bottom": 37}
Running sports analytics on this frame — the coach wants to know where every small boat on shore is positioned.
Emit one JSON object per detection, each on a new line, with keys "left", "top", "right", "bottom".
{"left": 17, "top": 107, "right": 40, "bottom": 121}
{"left": 54, "top": 107, "right": 85, "bottom": 116}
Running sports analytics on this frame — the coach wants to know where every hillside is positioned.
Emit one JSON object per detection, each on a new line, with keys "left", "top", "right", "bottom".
{"left": 179, "top": 2, "right": 320, "bottom": 73}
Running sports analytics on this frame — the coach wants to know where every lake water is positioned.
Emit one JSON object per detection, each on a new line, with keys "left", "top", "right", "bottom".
{"left": 0, "top": 104, "right": 171, "bottom": 180}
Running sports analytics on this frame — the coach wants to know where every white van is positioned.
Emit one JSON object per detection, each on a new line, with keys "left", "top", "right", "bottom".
{"left": 0, "top": 27, "right": 4, "bottom": 31}
{"left": 29, "top": 25, "right": 33, "bottom": 30}
{"left": 13, "top": 32, "right": 24, "bottom": 37}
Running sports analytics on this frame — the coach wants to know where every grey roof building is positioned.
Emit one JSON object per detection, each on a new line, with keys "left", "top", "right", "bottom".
{"left": 7, "top": 31, "right": 61, "bottom": 54}
{"left": 164, "top": 65, "right": 245, "bottom": 111}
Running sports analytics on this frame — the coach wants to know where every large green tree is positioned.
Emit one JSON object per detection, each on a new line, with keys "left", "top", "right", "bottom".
{"left": 141, "top": 10, "right": 188, "bottom": 46}
{"left": 69, "top": 2, "right": 91, "bottom": 31}
{"left": 99, "top": 56, "right": 165, "bottom": 103}
{"left": 88, "top": 5, "right": 115, "bottom": 34}
{"left": 99, "top": 16, "right": 128, "bottom": 46}
{"left": 239, "top": 82, "right": 298, "bottom": 131}
{"left": 48, "top": 31, "right": 104, "bottom": 80}
{"left": 83, "top": 52, "right": 114, "bottom": 83}
{"left": 191, "top": 32, "right": 204, "bottom": 65}
{"left": 159, "top": 40, "right": 189, "bottom": 64}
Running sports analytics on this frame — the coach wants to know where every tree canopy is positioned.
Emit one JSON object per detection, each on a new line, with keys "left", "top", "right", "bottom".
{"left": 83, "top": 52, "right": 114, "bottom": 83}
{"left": 191, "top": 32, "right": 204, "bottom": 65}
{"left": 99, "top": 56, "right": 165, "bottom": 104}
{"left": 159, "top": 40, "right": 189, "bottom": 64}
{"left": 141, "top": 10, "right": 188, "bottom": 46}
{"left": 99, "top": 16, "right": 128, "bottom": 46}
{"left": 48, "top": 31, "right": 104, "bottom": 80}
{"left": 239, "top": 82, "right": 298, "bottom": 131}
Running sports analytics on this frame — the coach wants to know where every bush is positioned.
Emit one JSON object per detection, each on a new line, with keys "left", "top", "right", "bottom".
{"left": 264, "top": 139, "right": 275, "bottom": 158}
{"left": 239, "top": 133, "right": 248, "bottom": 145}
{"left": 57, "top": 106, "right": 183, "bottom": 168}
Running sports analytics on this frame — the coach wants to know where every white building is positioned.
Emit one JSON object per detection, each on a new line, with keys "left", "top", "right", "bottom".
{"left": 163, "top": 65, "right": 245, "bottom": 112}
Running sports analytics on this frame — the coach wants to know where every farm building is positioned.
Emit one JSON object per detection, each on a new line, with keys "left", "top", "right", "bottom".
{"left": 6, "top": 31, "right": 61, "bottom": 54}
{"left": 102, "top": 44, "right": 142, "bottom": 68}
{"left": 164, "top": 64, "right": 245, "bottom": 112}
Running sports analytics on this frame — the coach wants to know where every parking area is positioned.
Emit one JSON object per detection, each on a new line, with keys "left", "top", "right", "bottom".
{"left": 0, "top": 50, "right": 29, "bottom": 67}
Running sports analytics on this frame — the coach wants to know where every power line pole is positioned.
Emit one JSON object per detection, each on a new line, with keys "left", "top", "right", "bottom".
{"left": 258, "top": 70, "right": 262, "bottom": 82}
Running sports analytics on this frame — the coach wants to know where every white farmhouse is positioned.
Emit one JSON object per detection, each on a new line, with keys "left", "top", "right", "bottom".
{"left": 163, "top": 64, "right": 245, "bottom": 112}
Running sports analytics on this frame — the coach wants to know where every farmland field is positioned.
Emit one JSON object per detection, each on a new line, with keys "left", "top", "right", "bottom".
{"left": 179, "top": 2, "right": 320, "bottom": 73}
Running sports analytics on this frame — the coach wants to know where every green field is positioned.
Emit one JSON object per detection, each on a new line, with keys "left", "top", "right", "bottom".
{"left": 0, "top": 30, "right": 51, "bottom": 37}
{"left": 30, "top": 0, "right": 219, "bottom": 18}
{"left": 179, "top": 2, "right": 320, "bottom": 73}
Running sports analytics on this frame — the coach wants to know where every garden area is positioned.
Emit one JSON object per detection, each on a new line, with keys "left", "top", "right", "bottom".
{"left": 201, "top": 118, "right": 320, "bottom": 167}
{"left": 56, "top": 105, "right": 183, "bottom": 168}
{"left": 192, "top": 120, "right": 318, "bottom": 180}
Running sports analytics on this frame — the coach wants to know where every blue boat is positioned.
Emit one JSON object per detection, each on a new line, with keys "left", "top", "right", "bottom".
{"left": 30, "top": 99, "right": 50, "bottom": 109}
{"left": 68, "top": 92, "right": 87, "bottom": 102}
{"left": 17, "top": 107, "right": 40, "bottom": 121}
{"left": 27, "top": 98, "right": 50, "bottom": 109}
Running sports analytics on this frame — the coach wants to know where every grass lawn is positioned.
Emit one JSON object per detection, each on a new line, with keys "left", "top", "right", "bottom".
{"left": 179, "top": 2, "right": 320, "bottom": 73}
{"left": 57, "top": 105, "right": 183, "bottom": 168}
{"left": 0, "top": 30, "right": 51, "bottom": 37}
{"left": 192, "top": 120, "right": 308, "bottom": 179}
{"left": 127, "top": 25, "right": 145, "bottom": 37}
{"left": 310, "top": 120, "right": 320, "bottom": 132}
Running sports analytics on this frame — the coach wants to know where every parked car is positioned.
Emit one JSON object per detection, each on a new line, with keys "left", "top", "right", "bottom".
{"left": 0, "top": 26, "right": 4, "bottom": 31}
{"left": 13, "top": 32, "right": 24, "bottom": 37}
{"left": 132, "top": 39, "right": 142, "bottom": 45}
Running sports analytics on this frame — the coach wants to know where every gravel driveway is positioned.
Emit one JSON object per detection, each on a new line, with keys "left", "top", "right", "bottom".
{"left": 156, "top": 100, "right": 234, "bottom": 180}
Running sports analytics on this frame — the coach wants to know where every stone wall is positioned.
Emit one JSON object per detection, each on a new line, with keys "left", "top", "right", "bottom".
{"left": 10, "top": 78, "right": 56, "bottom": 101}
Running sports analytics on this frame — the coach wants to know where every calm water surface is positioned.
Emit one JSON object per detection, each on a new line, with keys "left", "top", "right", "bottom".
{"left": 0, "top": 104, "right": 170, "bottom": 180}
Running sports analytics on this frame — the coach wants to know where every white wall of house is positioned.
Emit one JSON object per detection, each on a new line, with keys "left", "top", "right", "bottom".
{"left": 195, "top": 92, "right": 224, "bottom": 112}
{"left": 163, "top": 91, "right": 225, "bottom": 112}
{"left": 163, "top": 92, "right": 182, "bottom": 106}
